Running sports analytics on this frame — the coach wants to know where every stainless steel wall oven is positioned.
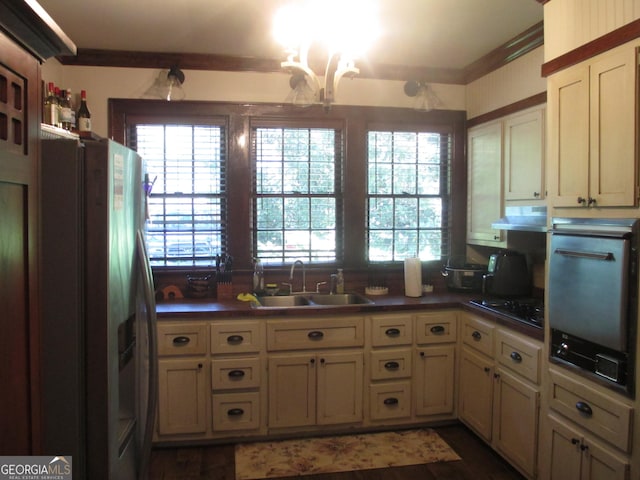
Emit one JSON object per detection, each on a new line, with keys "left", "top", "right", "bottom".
{"left": 548, "top": 217, "right": 639, "bottom": 396}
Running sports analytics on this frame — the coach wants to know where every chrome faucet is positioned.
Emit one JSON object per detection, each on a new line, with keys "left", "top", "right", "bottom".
{"left": 289, "top": 259, "right": 306, "bottom": 293}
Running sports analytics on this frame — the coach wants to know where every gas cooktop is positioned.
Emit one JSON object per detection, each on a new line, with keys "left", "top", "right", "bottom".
{"left": 470, "top": 298, "right": 544, "bottom": 328}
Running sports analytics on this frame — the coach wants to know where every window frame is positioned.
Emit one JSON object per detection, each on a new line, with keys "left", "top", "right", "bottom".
{"left": 109, "top": 99, "right": 468, "bottom": 272}
{"left": 250, "top": 117, "right": 345, "bottom": 265}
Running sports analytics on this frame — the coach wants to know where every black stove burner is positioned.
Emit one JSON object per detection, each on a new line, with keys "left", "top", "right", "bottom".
{"left": 470, "top": 298, "right": 544, "bottom": 327}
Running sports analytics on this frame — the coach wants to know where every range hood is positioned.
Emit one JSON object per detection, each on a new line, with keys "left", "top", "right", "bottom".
{"left": 491, "top": 205, "right": 547, "bottom": 232}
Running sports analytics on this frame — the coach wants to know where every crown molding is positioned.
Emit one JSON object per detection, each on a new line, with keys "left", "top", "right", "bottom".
{"left": 56, "top": 21, "right": 543, "bottom": 86}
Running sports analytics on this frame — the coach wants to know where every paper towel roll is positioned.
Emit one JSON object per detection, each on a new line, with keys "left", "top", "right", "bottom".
{"left": 404, "top": 257, "right": 422, "bottom": 297}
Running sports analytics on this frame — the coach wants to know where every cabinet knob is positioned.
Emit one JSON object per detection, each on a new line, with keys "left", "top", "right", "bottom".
{"left": 571, "top": 438, "right": 580, "bottom": 446}
{"left": 575, "top": 401, "right": 593, "bottom": 416}
{"left": 510, "top": 351, "right": 523, "bottom": 363}
{"left": 308, "top": 330, "right": 324, "bottom": 340}
{"left": 577, "top": 196, "right": 587, "bottom": 205}
{"left": 493, "top": 235, "right": 500, "bottom": 240}
{"left": 227, "top": 335, "right": 244, "bottom": 344}
{"left": 384, "top": 361, "right": 400, "bottom": 370}
{"left": 588, "top": 197, "right": 597, "bottom": 206}
{"left": 483, "top": 367, "right": 491, "bottom": 373}
{"left": 227, "top": 408, "right": 244, "bottom": 416}
{"left": 385, "top": 328, "right": 401, "bottom": 337}
{"left": 472, "top": 331, "right": 482, "bottom": 341}
{"left": 383, "top": 397, "right": 399, "bottom": 406}
{"left": 228, "top": 369, "right": 245, "bottom": 378}
{"left": 172, "top": 336, "right": 190, "bottom": 346}
{"left": 430, "top": 325, "right": 445, "bottom": 334}
{"left": 533, "top": 191, "right": 540, "bottom": 197}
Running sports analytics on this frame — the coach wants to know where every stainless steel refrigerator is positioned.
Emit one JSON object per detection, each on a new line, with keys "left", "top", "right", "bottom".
{"left": 40, "top": 138, "right": 158, "bottom": 479}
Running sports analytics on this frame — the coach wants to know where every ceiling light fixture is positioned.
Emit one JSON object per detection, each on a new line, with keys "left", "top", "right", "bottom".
{"left": 403, "top": 80, "right": 442, "bottom": 112}
{"left": 273, "top": 0, "right": 380, "bottom": 111}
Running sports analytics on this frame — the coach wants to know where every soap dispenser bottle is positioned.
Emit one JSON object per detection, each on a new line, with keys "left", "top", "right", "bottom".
{"left": 253, "top": 258, "right": 264, "bottom": 293}
{"left": 336, "top": 269, "right": 344, "bottom": 294}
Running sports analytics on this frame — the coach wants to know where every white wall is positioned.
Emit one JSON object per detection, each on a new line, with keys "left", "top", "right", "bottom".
{"left": 41, "top": 60, "right": 466, "bottom": 138}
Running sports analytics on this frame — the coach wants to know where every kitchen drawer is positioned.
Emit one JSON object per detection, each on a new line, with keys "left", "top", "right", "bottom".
{"left": 370, "top": 348, "right": 412, "bottom": 380}
{"left": 212, "top": 392, "right": 261, "bottom": 431}
{"left": 369, "top": 381, "right": 411, "bottom": 420}
{"left": 266, "top": 317, "right": 364, "bottom": 351}
{"left": 461, "top": 314, "right": 494, "bottom": 357}
{"left": 211, "top": 320, "right": 263, "bottom": 354}
{"left": 157, "top": 322, "right": 208, "bottom": 356}
{"left": 495, "top": 329, "right": 541, "bottom": 384}
{"left": 415, "top": 310, "right": 458, "bottom": 344}
{"left": 548, "top": 368, "right": 633, "bottom": 452}
{"left": 370, "top": 314, "right": 413, "bottom": 347}
{"left": 211, "top": 357, "right": 261, "bottom": 390}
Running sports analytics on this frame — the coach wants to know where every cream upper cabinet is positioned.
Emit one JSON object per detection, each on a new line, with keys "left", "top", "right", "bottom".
{"left": 467, "top": 121, "right": 504, "bottom": 246}
{"left": 504, "top": 107, "right": 545, "bottom": 201}
{"left": 547, "top": 44, "right": 638, "bottom": 208}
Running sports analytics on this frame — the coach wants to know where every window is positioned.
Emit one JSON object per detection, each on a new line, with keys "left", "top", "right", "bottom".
{"left": 133, "top": 122, "right": 226, "bottom": 266}
{"left": 367, "top": 129, "right": 452, "bottom": 262}
{"left": 252, "top": 124, "right": 342, "bottom": 264}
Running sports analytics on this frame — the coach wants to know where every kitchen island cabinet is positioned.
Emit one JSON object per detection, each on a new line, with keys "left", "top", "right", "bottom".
{"left": 547, "top": 42, "right": 638, "bottom": 208}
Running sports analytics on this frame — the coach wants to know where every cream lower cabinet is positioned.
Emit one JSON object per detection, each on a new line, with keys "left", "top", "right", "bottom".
{"left": 458, "top": 313, "right": 541, "bottom": 479}
{"left": 540, "top": 368, "right": 633, "bottom": 480}
{"left": 210, "top": 320, "right": 265, "bottom": 435}
{"left": 414, "top": 311, "right": 457, "bottom": 417}
{"left": 268, "top": 351, "right": 363, "bottom": 428}
{"left": 267, "top": 316, "right": 365, "bottom": 429}
{"left": 157, "top": 322, "right": 209, "bottom": 437}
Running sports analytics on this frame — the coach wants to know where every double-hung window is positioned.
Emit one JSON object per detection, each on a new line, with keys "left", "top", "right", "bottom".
{"left": 252, "top": 121, "right": 343, "bottom": 264}
{"left": 131, "top": 120, "right": 227, "bottom": 266}
{"left": 367, "top": 127, "right": 452, "bottom": 262}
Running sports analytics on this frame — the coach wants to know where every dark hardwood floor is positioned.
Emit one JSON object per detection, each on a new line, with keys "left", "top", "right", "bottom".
{"left": 149, "top": 423, "right": 525, "bottom": 480}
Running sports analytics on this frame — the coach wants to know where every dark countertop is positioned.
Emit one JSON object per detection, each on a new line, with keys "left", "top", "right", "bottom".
{"left": 156, "top": 291, "right": 544, "bottom": 341}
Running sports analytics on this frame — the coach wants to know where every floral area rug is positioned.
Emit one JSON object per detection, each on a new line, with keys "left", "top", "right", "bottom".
{"left": 234, "top": 428, "right": 461, "bottom": 479}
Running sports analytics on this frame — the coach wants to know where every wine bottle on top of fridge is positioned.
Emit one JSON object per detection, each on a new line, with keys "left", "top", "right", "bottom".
{"left": 76, "top": 89, "right": 91, "bottom": 133}
{"left": 44, "top": 82, "right": 59, "bottom": 127}
{"left": 59, "top": 89, "right": 74, "bottom": 131}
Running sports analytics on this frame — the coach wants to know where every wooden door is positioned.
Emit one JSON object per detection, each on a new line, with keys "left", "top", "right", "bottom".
{"left": 458, "top": 347, "right": 494, "bottom": 441}
{"left": 268, "top": 354, "right": 316, "bottom": 428}
{"left": 414, "top": 345, "right": 455, "bottom": 416}
{"left": 0, "top": 28, "right": 41, "bottom": 455}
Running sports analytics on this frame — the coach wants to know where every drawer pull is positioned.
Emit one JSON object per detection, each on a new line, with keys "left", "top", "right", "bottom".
{"left": 385, "top": 328, "right": 401, "bottom": 337}
{"left": 384, "top": 361, "right": 400, "bottom": 370}
{"left": 383, "top": 397, "right": 399, "bottom": 406}
{"left": 471, "top": 331, "right": 482, "bottom": 341}
{"left": 575, "top": 401, "right": 593, "bottom": 416}
{"left": 172, "top": 336, "right": 190, "bottom": 346}
{"left": 510, "top": 351, "right": 523, "bottom": 363}
{"left": 227, "top": 408, "right": 244, "bottom": 416}
{"left": 430, "top": 325, "right": 445, "bottom": 334}
{"left": 228, "top": 369, "right": 245, "bottom": 378}
{"left": 308, "top": 331, "right": 324, "bottom": 340}
{"left": 227, "top": 334, "right": 244, "bottom": 344}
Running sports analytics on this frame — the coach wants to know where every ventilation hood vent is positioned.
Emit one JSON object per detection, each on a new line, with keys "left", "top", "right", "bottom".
{"left": 491, "top": 205, "right": 547, "bottom": 232}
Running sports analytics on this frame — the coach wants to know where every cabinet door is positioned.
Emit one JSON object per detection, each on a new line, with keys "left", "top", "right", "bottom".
{"left": 414, "top": 345, "right": 455, "bottom": 416}
{"left": 547, "top": 64, "right": 590, "bottom": 207}
{"left": 316, "top": 351, "right": 363, "bottom": 425}
{"left": 504, "top": 108, "right": 545, "bottom": 201}
{"left": 157, "top": 359, "right": 208, "bottom": 435}
{"left": 467, "top": 121, "right": 504, "bottom": 245}
{"left": 589, "top": 47, "right": 638, "bottom": 207}
{"left": 268, "top": 354, "right": 315, "bottom": 428}
{"left": 493, "top": 368, "right": 539, "bottom": 478}
{"left": 545, "top": 414, "right": 629, "bottom": 480}
{"left": 458, "top": 347, "right": 494, "bottom": 441}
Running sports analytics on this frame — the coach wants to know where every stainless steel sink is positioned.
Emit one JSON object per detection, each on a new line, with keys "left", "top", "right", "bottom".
{"left": 307, "top": 293, "right": 374, "bottom": 305}
{"left": 256, "top": 295, "right": 311, "bottom": 307}
{"left": 253, "top": 292, "right": 373, "bottom": 308}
